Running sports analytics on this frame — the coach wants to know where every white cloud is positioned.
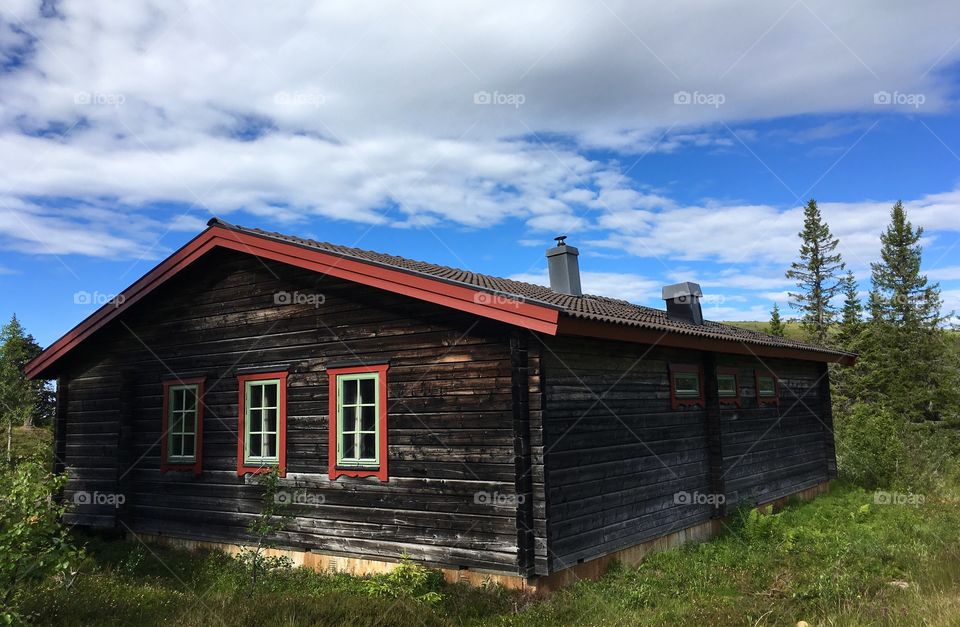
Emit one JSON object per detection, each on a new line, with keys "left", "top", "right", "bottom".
{"left": 510, "top": 270, "right": 661, "bottom": 304}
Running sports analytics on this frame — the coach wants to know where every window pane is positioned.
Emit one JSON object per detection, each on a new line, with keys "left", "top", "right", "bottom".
{"left": 675, "top": 372, "right": 699, "bottom": 396}
{"left": 342, "top": 434, "right": 355, "bottom": 459}
{"left": 249, "top": 434, "right": 262, "bottom": 459}
{"left": 759, "top": 376, "right": 776, "bottom": 395}
{"left": 343, "top": 378, "right": 358, "bottom": 405}
{"left": 171, "top": 434, "right": 183, "bottom": 457}
{"left": 181, "top": 411, "right": 195, "bottom": 435}
{"left": 265, "top": 434, "right": 277, "bottom": 459}
{"left": 717, "top": 374, "right": 737, "bottom": 396}
{"left": 360, "top": 433, "right": 376, "bottom": 460}
{"left": 264, "top": 383, "right": 277, "bottom": 408}
{"left": 360, "top": 405, "right": 376, "bottom": 431}
{"left": 182, "top": 435, "right": 195, "bottom": 457}
{"left": 342, "top": 406, "right": 356, "bottom": 432}
{"left": 264, "top": 408, "right": 277, "bottom": 434}
{"left": 171, "top": 414, "right": 184, "bottom": 435}
{"left": 171, "top": 388, "right": 183, "bottom": 412}
{"left": 359, "top": 378, "right": 375, "bottom": 404}
{"left": 184, "top": 388, "right": 196, "bottom": 411}
{"left": 249, "top": 408, "right": 263, "bottom": 432}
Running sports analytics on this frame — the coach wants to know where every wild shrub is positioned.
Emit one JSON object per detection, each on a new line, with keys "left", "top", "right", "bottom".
{"left": 362, "top": 556, "right": 445, "bottom": 605}
{"left": 0, "top": 462, "right": 83, "bottom": 623}
{"left": 834, "top": 403, "right": 905, "bottom": 489}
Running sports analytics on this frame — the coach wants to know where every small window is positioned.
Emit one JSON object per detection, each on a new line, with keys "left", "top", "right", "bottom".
{"left": 717, "top": 374, "right": 737, "bottom": 397}
{"left": 669, "top": 364, "right": 703, "bottom": 409}
{"left": 161, "top": 378, "right": 204, "bottom": 474}
{"left": 717, "top": 368, "right": 741, "bottom": 407}
{"left": 328, "top": 364, "right": 389, "bottom": 481}
{"left": 237, "top": 372, "right": 287, "bottom": 476}
{"left": 755, "top": 371, "right": 779, "bottom": 407}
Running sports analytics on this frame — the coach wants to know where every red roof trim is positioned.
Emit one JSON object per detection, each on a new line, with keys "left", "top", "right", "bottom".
{"left": 25, "top": 225, "right": 562, "bottom": 379}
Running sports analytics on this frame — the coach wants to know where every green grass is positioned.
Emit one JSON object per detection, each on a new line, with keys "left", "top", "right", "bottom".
{"left": 17, "top": 483, "right": 960, "bottom": 626}
{"left": 723, "top": 320, "right": 808, "bottom": 341}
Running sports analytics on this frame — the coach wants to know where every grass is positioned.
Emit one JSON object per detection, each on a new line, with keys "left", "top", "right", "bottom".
{"left": 5, "top": 425, "right": 52, "bottom": 464}
{"left": 16, "top": 483, "right": 960, "bottom": 626}
{"left": 723, "top": 320, "right": 807, "bottom": 341}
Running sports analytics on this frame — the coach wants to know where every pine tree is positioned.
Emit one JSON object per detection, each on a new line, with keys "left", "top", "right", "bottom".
{"left": 0, "top": 315, "right": 53, "bottom": 461}
{"left": 859, "top": 201, "right": 954, "bottom": 422}
{"left": 768, "top": 303, "right": 786, "bottom": 337}
{"left": 786, "top": 199, "right": 845, "bottom": 345}
{"left": 835, "top": 271, "right": 863, "bottom": 350}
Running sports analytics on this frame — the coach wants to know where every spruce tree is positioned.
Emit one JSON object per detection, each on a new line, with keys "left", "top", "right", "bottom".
{"left": 0, "top": 315, "right": 52, "bottom": 455}
{"left": 768, "top": 303, "right": 786, "bottom": 337}
{"left": 860, "top": 201, "right": 953, "bottom": 421}
{"left": 836, "top": 271, "right": 863, "bottom": 350}
{"left": 786, "top": 199, "right": 845, "bottom": 345}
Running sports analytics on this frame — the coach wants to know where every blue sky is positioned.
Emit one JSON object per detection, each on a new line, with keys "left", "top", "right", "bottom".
{"left": 2, "top": 1, "right": 960, "bottom": 347}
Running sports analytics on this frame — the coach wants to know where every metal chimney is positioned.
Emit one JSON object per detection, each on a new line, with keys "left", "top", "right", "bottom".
{"left": 662, "top": 282, "right": 704, "bottom": 325}
{"left": 546, "top": 236, "right": 582, "bottom": 296}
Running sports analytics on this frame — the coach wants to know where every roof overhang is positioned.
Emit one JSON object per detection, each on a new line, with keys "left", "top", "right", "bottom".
{"left": 26, "top": 222, "right": 855, "bottom": 379}
{"left": 556, "top": 317, "right": 857, "bottom": 365}
{"left": 25, "top": 224, "right": 562, "bottom": 379}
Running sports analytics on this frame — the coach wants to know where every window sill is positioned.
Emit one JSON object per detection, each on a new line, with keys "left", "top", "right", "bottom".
{"left": 331, "top": 465, "right": 387, "bottom": 481}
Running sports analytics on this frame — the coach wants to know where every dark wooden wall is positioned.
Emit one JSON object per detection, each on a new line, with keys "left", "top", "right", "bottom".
{"left": 57, "top": 248, "right": 537, "bottom": 574}
{"left": 538, "top": 335, "right": 835, "bottom": 572}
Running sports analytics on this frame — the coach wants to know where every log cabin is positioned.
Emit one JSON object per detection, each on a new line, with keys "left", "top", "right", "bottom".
{"left": 26, "top": 218, "right": 855, "bottom": 592}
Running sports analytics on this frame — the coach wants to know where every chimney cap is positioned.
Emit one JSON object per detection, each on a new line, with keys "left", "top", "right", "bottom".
{"left": 554, "top": 235, "right": 568, "bottom": 246}
{"left": 662, "top": 282, "right": 703, "bottom": 300}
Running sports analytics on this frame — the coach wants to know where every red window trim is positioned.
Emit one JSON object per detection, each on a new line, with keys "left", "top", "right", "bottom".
{"left": 669, "top": 363, "right": 704, "bottom": 410}
{"left": 237, "top": 371, "right": 288, "bottom": 477}
{"left": 754, "top": 369, "right": 780, "bottom": 407}
{"left": 160, "top": 377, "right": 205, "bottom": 475}
{"left": 717, "top": 367, "right": 741, "bottom": 408}
{"left": 328, "top": 363, "right": 389, "bottom": 482}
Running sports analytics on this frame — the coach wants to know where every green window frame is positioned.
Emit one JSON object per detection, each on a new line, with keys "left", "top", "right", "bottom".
{"left": 244, "top": 379, "right": 281, "bottom": 465}
{"left": 673, "top": 371, "right": 701, "bottom": 398}
{"left": 167, "top": 384, "right": 198, "bottom": 463}
{"left": 717, "top": 373, "right": 738, "bottom": 397}
{"left": 757, "top": 375, "right": 777, "bottom": 397}
{"left": 336, "top": 372, "right": 381, "bottom": 468}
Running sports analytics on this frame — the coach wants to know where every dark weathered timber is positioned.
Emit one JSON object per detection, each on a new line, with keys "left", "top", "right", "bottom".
{"left": 819, "top": 362, "right": 838, "bottom": 478}
{"left": 702, "top": 352, "right": 726, "bottom": 518}
{"left": 510, "top": 331, "right": 536, "bottom": 577}
{"left": 56, "top": 248, "right": 525, "bottom": 573}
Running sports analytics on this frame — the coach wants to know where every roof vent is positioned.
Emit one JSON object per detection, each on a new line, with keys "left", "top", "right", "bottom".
{"left": 546, "top": 236, "right": 582, "bottom": 296}
{"left": 662, "top": 282, "right": 703, "bottom": 325}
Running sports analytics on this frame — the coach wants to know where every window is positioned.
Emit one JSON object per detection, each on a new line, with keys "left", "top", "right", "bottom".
{"left": 717, "top": 368, "right": 741, "bottom": 407}
{"left": 328, "top": 363, "right": 389, "bottom": 481}
{"left": 161, "top": 378, "right": 204, "bottom": 474}
{"left": 237, "top": 371, "right": 287, "bottom": 476}
{"left": 669, "top": 364, "right": 704, "bottom": 409}
{"left": 755, "top": 370, "right": 779, "bottom": 407}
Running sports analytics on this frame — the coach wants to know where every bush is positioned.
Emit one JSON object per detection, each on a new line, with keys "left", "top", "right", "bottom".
{"left": 0, "top": 462, "right": 83, "bottom": 623}
{"left": 362, "top": 556, "right": 445, "bottom": 605}
{"left": 834, "top": 403, "right": 905, "bottom": 489}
